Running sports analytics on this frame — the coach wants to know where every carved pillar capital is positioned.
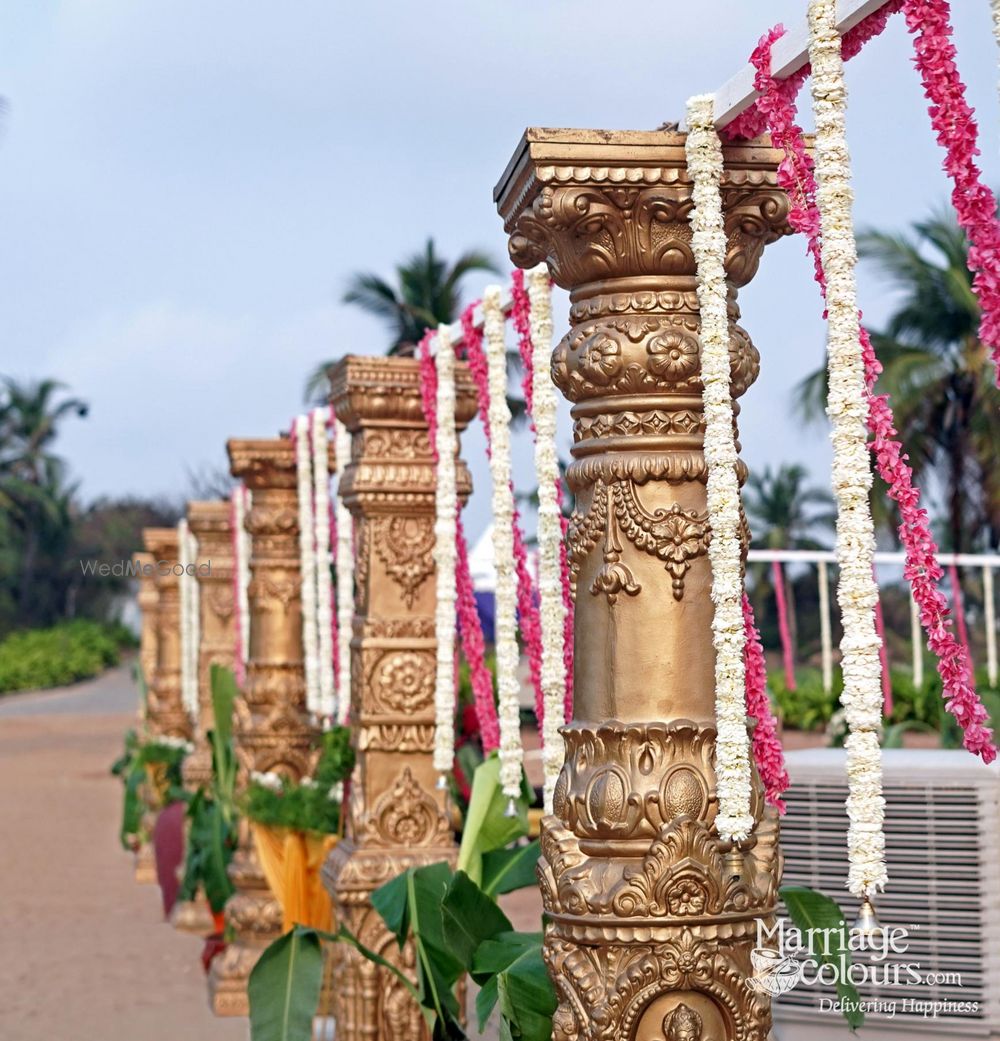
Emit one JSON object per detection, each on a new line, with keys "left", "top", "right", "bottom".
{"left": 495, "top": 128, "right": 788, "bottom": 1041}
{"left": 325, "top": 356, "right": 477, "bottom": 1041}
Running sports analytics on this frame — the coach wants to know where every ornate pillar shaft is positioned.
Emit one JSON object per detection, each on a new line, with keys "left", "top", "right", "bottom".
{"left": 133, "top": 548, "right": 158, "bottom": 693}
{"left": 495, "top": 128, "right": 791, "bottom": 1041}
{"left": 209, "top": 438, "right": 325, "bottom": 1016}
{"left": 142, "top": 528, "right": 193, "bottom": 741}
{"left": 323, "top": 356, "right": 477, "bottom": 1041}
{"left": 182, "top": 500, "right": 236, "bottom": 791}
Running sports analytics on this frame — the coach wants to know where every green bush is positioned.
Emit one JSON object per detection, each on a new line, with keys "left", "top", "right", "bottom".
{"left": 770, "top": 667, "right": 843, "bottom": 732}
{"left": 0, "top": 619, "right": 131, "bottom": 693}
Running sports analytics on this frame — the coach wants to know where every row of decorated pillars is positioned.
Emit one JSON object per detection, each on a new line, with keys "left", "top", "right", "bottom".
{"left": 133, "top": 124, "right": 790, "bottom": 1041}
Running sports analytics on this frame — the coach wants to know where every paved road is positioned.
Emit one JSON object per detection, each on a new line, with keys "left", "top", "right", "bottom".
{"left": 0, "top": 664, "right": 247, "bottom": 1041}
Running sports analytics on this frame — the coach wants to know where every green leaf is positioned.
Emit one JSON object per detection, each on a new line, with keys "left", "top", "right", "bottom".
{"left": 210, "top": 664, "right": 236, "bottom": 749}
{"left": 474, "top": 975, "right": 500, "bottom": 1033}
{"left": 780, "top": 885, "right": 865, "bottom": 1031}
{"left": 481, "top": 841, "right": 540, "bottom": 898}
{"left": 496, "top": 941, "right": 556, "bottom": 1041}
{"left": 457, "top": 754, "right": 530, "bottom": 886}
{"left": 441, "top": 871, "right": 512, "bottom": 970}
{"left": 371, "top": 869, "right": 412, "bottom": 948}
{"left": 471, "top": 930, "right": 548, "bottom": 1030}
{"left": 248, "top": 927, "right": 324, "bottom": 1041}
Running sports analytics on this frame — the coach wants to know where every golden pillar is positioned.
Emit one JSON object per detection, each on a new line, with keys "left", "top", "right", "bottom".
{"left": 209, "top": 438, "right": 325, "bottom": 1015}
{"left": 134, "top": 548, "right": 158, "bottom": 693}
{"left": 174, "top": 500, "right": 236, "bottom": 934}
{"left": 182, "top": 500, "right": 236, "bottom": 791}
{"left": 143, "top": 527, "right": 193, "bottom": 741}
{"left": 323, "top": 356, "right": 476, "bottom": 1041}
{"left": 495, "top": 128, "right": 792, "bottom": 1041}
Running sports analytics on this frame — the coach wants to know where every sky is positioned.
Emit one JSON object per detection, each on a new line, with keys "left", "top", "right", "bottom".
{"left": 1, "top": 1, "right": 999, "bottom": 537}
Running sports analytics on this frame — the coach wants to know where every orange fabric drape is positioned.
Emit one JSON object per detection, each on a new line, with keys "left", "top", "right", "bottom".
{"left": 253, "top": 825, "right": 338, "bottom": 934}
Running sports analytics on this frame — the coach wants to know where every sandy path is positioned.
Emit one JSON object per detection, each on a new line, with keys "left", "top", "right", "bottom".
{"left": 0, "top": 664, "right": 247, "bottom": 1041}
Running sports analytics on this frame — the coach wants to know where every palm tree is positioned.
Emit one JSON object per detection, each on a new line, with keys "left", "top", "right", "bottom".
{"left": 796, "top": 209, "right": 1000, "bottom": 552}
{"left": 305, "top": 239, "right": 498, "bottom": 401}
{"left": 0, "top": 378, "right": 88, "bottom": 625}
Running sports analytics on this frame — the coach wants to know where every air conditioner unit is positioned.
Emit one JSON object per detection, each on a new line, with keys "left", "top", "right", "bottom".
{"left": 772, "top": 749, "right": 1000, "bottom": 1041}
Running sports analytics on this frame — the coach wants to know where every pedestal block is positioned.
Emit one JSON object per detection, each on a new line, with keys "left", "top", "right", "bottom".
{"left": 323, "top": 356, "right": 477, "bottom": 1041}
{"left": 495, "top": 128, "right": 793, "bottom": 1041}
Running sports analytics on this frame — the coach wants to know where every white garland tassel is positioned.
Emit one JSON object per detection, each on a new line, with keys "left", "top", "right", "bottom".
{"left": 483, "top": 286, "right": 525, "bottom": 801}
{"left": 178, "top": 518, "right": 200, "bottom": 719}
{"left": 432, "top": 326, "right": 460, "bottom": 778}
{"left": 808, "top": 0, "right": 887, "bottom": 899}
{"left": 685, "top": 95, "right": 755, "bottom": 843}
{"left": 525, "top": 265, "right": 568, "bottom": 814}
{"left": 234, "top": 485, "right": 252, "bottom": 680}
{"left": 333, "top": 415, "right": 354, "bottom": 726}
{"left": 295, "top": 413, "right": 321, "bottom": 715}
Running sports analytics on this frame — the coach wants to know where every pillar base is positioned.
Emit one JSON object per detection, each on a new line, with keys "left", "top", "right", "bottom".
{"left": 134, "top": 842, "right": 156, "bottom": 884}
{"left": 172, "top": 896, "right": 215, "bottom": 936}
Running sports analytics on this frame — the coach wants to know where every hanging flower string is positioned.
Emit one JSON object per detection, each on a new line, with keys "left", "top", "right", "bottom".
{"left": 519, "top": 264, "right": 569, "bottom": 812}
{"left": 512, "top": 269, "right": 575, "bottom": 721}
{"left": 178, "top": 518, "right": 200, "bottom": 718}
{"left": 311, "top": 408, "right": 335, "bottom": 722}
{"left": 902, "top": 0, "right": 1000, "bottom": 387}
{"left": 293, "top": 413, "right": 321, "bottom": 716}
{"left": 417, "top": 330, "right": 500, "bottom": 753}
{"left": 332, "top": 414, "right": 354, "bottom": 726}
{"left": 747, "top": 25, "right": 996, "bottom": 763}
{"left": 686, "top": 93, "right": 755, "bottom": 843}
{"left": 807, "top": 0, "right": 887, "bottom": 898}
{"left": 743, "top": 595, "right": 790, "bottom": 811}
{"left": 231, "top": 485, "right": 251, "bottom": 687}
{"left": 460, "top": 304, "right": 546, "bottom": 730}
{"left": 482, "top": 286, "right": 527, "bottom": 800}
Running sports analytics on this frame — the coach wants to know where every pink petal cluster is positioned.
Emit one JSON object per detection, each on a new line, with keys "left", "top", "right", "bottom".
{"left": 902, "top": 0, "right": 1000, "bottom": 386}
{"left": 509, "top": 272, "right": 575, "bottom": 721}
{"left": 417, "top": 330, "right": 500, "bottom": 752}
{"left": 459, "top": 304, "right": 547, "bottom": 728}
{"left": 771, "top": 560, "right": 797, "bottom": 692}
{"left": 748, "top": 29, "right": 996, "bottom": 762}
{"left": 722, "top": 3, "right": 902, "bottom": 142}
{"left": 742, "top": 593, "right": 789, "bottom": 811}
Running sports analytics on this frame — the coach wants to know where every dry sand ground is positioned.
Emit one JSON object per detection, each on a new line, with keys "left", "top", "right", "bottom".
{"left": 0, "top": 664, "right": 247, "bottom": 1041}
{"left": 0, "top": 663, "right": 543, "bottom": 1041}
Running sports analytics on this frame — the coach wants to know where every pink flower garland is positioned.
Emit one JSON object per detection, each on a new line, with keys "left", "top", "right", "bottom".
{"left": 747, "top": 27, "right": 996, "bottom": 762}
{"left": 459, "top": 303, "right": 547, "bottom": 729}
{"left": 509, "top": 271, "right": 575, "bottom": 721}
{"left": 742, "top": 593, "right": 789, "bottom": 811}
{"left": 771, "top": 561, "right": 797, "bottom": 692}
{"left": 417, "top": 331, "right": 500, "bottom": 753}
{"left": 902, "top": 0, "right": 1000, "bottom": 387}
{"left": 723, "top": 3, "right": 903, "bottom": 141}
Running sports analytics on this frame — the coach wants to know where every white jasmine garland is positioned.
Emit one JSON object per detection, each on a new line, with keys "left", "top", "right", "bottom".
{"left": 994, "top": 0, "right": 1000, "bottom": 110}
{"left": 525, "top": 265, "right": 568, "bottom": 814}
{"left": 295, "top": 413, "right": 321, "bottom": 716}
{"left": 234, "top": 485, "right": 252, "bottom": 676}
{"left": 333, "top": 416, "right": 354, "bottom": 726}
{"left": 250, "top": 770, "right": 283, "bottom": 792}
{"left": 484, "top": 287, "right": 525, "bottom": 800}
{"left": 178, "top": 518, "right": 200, "bottom": 719}
{"left": 154, "top": 735, "right": 195, "bottom": 754}
{"left": 311, "top": 407, "right": 335, "bottom": 722}
{"left": 432, "top": 326, "right": 460, "bottom": 777}
{"left": 685, "top": 95, "right": 755, "bottom": 843}
{"left": 808, "top": 0, "right": 887, "bottom": 898}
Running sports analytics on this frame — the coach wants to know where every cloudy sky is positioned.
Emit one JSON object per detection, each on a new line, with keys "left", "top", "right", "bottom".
{"left": 2, "top": 1, "right": 998, "bottom": 535}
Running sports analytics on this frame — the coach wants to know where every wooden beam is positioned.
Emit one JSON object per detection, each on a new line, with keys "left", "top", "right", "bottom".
{"left": 712, "top": 0, "right": 896, "bottom": 128}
